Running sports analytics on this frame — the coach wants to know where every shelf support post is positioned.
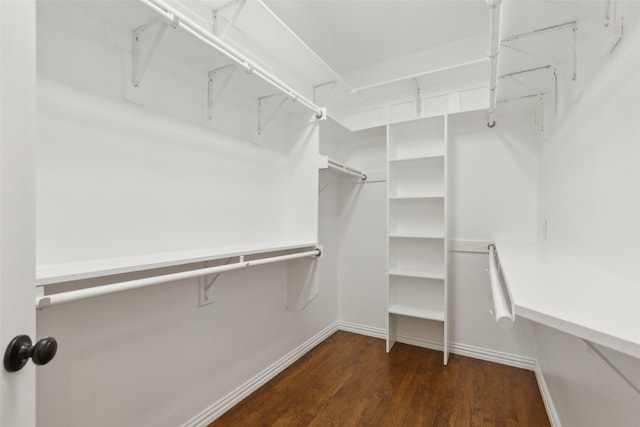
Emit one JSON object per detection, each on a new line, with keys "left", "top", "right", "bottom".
{"left": 212, "top": 0, "right": 247, "bottom": 41}
{"left": 413, "top": 78, "right": 422, "bottom": 117}
{"left": 208, "top": 64, "right": 237, "bottom": 120}
{"left": 257, "top": 93, "right": 288, "bottom": 136}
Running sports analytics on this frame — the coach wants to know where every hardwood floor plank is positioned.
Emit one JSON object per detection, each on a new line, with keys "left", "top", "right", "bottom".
{"left": 209, "top": 331, "right": 550, "bottom": 427}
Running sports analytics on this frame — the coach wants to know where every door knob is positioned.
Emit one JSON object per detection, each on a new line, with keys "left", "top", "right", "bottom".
{"left": 4, "top": 335, "right": 57, "bottom": 372}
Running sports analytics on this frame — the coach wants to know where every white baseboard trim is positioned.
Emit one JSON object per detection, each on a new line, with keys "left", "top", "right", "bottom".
{"left": 534, "top": 361, "right": 561, "bottom": 427}
{"left": 337, "top": 321, "right": 386, "bottom": 339}
{"left": 182, "top": 321, "right": 339, "bottom": 427}
{"left": 397, "top": 332, "right": 444, "bottom": 352}
{"left": 450, "top": 342, "right": 536, "bottom": 371}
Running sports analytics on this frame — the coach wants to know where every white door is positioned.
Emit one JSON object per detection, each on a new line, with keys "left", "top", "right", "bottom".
{"left": 0, "top": 0, "right": 37, "bottom": 426}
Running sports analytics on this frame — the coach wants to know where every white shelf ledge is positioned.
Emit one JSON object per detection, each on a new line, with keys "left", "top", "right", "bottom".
{"left": 389, "top": 233, "right": 445, "bottom": 240}
{"left": 388, "top": 304, "right": 445, "bottom": 322}
{"left": 388, "top": 195, "right": 445, "bottom": 201}
{"left": 388, "top": 154, "right": 445, "bottom": 163}
{"left": 36, "top": 241, "right": 317, "bottom": 286}
{"left": 496, "top": 240, "right": 640, "bottom": 359}
{"left": 389, "top": 268, "right": 445, "bottom": 280}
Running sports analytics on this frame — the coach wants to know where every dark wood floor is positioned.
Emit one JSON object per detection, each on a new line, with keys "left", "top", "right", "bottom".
{"left": 209, "top": 331, "right": 550, "bottom": 426}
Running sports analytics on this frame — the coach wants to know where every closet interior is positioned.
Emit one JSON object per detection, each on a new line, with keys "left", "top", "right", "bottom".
{"left": 1, "top": 0, "right": 637, "bottom": 426}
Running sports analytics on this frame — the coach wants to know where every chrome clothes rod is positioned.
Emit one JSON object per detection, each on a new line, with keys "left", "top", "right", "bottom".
{"left": 36, "top": 249, "right": 321, "bottom": 310}
{"left": 488, "top": 244, "right": 514, "bottom": 329}
{"left": 327, "top": 159, "right": 367, "bottom": 181}
{"left": 140, "top": 0, "right": 324, "bottom": 119}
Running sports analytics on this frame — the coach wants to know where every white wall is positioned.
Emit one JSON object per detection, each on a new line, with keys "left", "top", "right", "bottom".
{"left": 318, "top": 121, "right": 388, "bottom": 333}
{"left": 446, "top": 112, "right": 539, "bottom": 359}
{"left": 36, "top": 3, "right": 334, "bottom": 427}
{"left": 536, "top": 13, "right": 640, "bottom": 427}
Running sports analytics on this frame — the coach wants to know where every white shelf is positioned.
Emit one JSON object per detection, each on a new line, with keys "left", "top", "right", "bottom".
{"left": 389, "top": 154, "right": 445, "bottom": 163}
{"left": 36, "top": 241, "right": 317, "bottom": 286}
{"left": 389, "top": 268, "right": 445, "bottom": 280}
{"left": 496, "top": 240, "right": 640, "bottom": 358}
{"left": 389, "top": 195, "right": 445, "bottom": 201}
{"left": 389, "top": 233, "right": 445, "bottom": 240}
{"left": 388, "top": 304, "right": 445, "bottom": 322}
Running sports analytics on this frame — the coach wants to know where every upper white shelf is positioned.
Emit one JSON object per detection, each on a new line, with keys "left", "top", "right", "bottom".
{"left": 496, "top": 240, "right": 640, "bottom": 359}
{"left": 388, "top": 154, "right": 445, "bottom": 163}
{"left": 36, "top": 241, "right": 317, "bottom": 286}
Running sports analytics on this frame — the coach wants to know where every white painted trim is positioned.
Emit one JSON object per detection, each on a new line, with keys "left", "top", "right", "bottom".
{"left": 338, "top": 321, "right": 386, "bottom": 339}
{"left": 397, "top": 332, "right": 444, "bottom": 352}
{"left": 449, "top": 342, "right": 536, "bottom": 371}
{"left": 535, "top": 361, "right": 562, "bottom": 427}
{"left": 182, "top": 321, "right": 339, "bottom": 427}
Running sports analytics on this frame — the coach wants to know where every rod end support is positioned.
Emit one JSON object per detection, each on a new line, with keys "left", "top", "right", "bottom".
{"left": 487, "top": 121, "right": 496, "bottom": 128}
{"left": 315, "top": 107, "right": 327, "bottom": 121}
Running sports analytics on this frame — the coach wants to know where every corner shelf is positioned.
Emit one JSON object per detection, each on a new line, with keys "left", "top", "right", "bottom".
{"left": 386, "top": 116, "right": 449, "bottom": 364}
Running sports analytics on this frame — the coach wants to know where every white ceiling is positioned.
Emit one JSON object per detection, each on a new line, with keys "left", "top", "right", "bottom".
{"left": 262, "top": 0, "right": 489, "bottom": 74}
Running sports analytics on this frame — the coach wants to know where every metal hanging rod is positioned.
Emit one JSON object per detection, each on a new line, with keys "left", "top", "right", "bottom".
{"left": 327, "top": 158, "right": 367, "bottom": 181}
{"left": 139, "top": 0, "right": 324, "bottom": 119}
{"left": 487, "top": 244, "right": 514, "bottom": 329}
{"left": 36, "top": 248, "right": 321, "bottom": 310}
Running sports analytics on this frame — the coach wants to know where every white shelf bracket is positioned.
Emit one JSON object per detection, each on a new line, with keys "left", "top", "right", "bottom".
{"left": 313, "top": 80, "right": 337, "bottom": 105}
{"left": 413, "top": 78, "right": 422, "bottom": 117}
{"left": 499, "top": 65, "right": 557, "bottom": 117}
{"left": 583, "top": 339, "right": 640, "bottom": 396}
{"left": 257, "top": 93, "right": 288, "bottom": 136}
{"left": 199, "top": 256, "right": 235, "bottom": 306}
{"left": 500, "top": 21, "right": 578, "bottom": 82}
{"left": 212, "top": 0, "right": 247, "bottom": 41}
{"left": 132, "top": 18, "right": 176, "bottom": 87}
{"left": 208, "top": 64, "right": 237, "bottom": 120}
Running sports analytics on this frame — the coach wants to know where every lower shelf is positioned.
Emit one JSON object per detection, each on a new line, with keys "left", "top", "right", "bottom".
{"left": 388, "top": 304, "right": 445, "bottom": 322}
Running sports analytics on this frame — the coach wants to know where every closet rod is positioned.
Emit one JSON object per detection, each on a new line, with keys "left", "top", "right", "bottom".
{"left": 140, "top": 0, "right": 324, "bottom": 119}
{"left": 327, "top": 159, "right": 367, "bottom": 181}
{"left": 488, "top": 244, "right": 514, "bottom": 329}
{"left": 36, "top": 248, "right": 321, "bottom": 310}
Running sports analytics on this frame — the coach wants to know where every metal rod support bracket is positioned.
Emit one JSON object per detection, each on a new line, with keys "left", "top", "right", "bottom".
{"left": 257, "top": 93, "right": 288, "bottom": 136}
{"left": 208, "top": 64, "right": 237, "bottom": 119}
{"left": 213, "top": 0, "right": 247, "bottom": 41}
{"left": 132, "top": 19, "right": 172, "bottom": 87}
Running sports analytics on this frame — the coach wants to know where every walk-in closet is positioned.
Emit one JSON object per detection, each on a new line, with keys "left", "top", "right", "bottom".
{"left": 1, "top": 1, "right": 639, "bottom": 426}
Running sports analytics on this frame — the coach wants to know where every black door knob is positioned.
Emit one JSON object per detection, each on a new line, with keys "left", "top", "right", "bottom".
{"left": 4, "top": 335, "right": 57, "bottom": 372}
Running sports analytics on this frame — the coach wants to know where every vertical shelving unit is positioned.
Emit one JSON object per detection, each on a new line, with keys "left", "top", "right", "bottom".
{"left": 386, "top": 116, "right": 449, "bottom": 365}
